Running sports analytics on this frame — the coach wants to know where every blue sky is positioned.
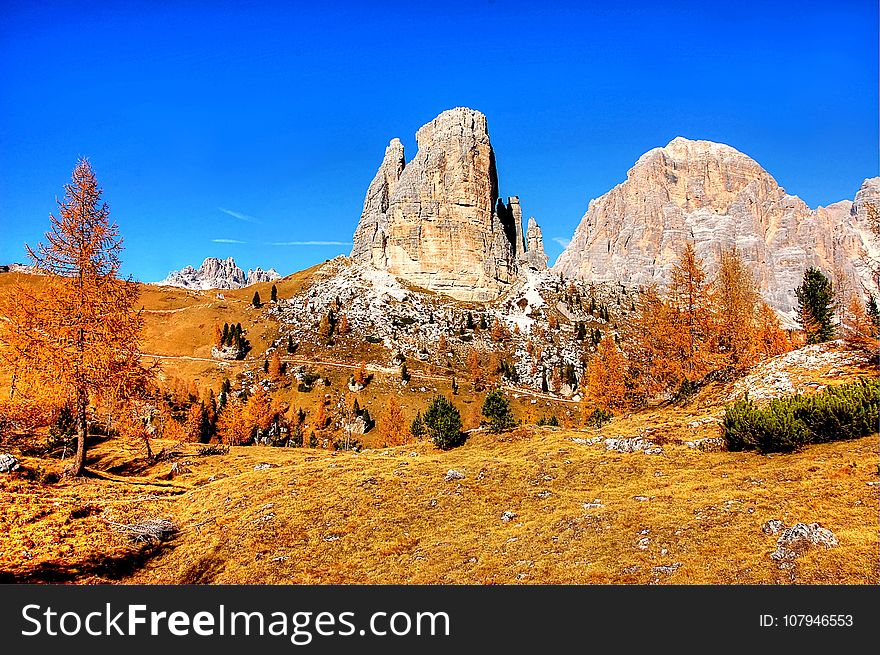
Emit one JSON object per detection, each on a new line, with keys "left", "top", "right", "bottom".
{"left": 1, "top": 0, "right": 876, "bottom": 281}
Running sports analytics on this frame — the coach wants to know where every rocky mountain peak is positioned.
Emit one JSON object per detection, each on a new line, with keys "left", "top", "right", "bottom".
{"left": 554, "top": 139, "right": 878, "bottom": 317}
{"left": 350, "top": 107, "right": 546, "bottom": 302}
{"left": 156, "top": 257, "right": 280, "bottom": 290}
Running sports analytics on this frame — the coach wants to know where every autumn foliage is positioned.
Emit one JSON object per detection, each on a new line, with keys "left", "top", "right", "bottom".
{"left": 585, "top": 245, "right": 795, "bottom": 411}
{"left": 0, "top": 159, "right": 150, "bottom": 475}
{"left": 378, "top": 396, "right": 410, "bottom": 446}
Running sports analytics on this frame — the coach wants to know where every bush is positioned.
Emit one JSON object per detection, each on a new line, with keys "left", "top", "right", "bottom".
{"left": 410, "top": 411, "right": 426, "bottom": 439}
{"left": 536, "top": 415, "right": 559, "bottom": 427}
{"left": 722, "top": 377, "right": 879, "bottom": 453}
{"left": 481, "top": 390, "right": 515, "bottom": 432}
{"left": 586, "top": 408, "right": 613, "bottom": 429}
{"left": 423, "top": 395, "right": 465, "bottom": 450}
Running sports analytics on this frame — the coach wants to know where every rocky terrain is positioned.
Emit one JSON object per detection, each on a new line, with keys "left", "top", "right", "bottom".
{"left": 350, "top": 107, "right": 547, "bottom": 302}
{"left": 554, "top": 137, "right": 880, "bottom": 320}
{"left": 269, "top": 256, "right": 632, "bottom": 395}
{"left": 156, "top": 256, "right": 280, "bottom": 290}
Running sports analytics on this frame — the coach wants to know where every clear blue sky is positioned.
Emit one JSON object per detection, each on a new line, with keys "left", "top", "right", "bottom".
{"left": 1, "top": 0, "right": 876, "bottom": 281}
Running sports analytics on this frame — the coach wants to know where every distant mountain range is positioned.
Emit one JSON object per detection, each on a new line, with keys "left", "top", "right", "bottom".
{"left": 155, "top": 257, "right": 280, "bottom": 290}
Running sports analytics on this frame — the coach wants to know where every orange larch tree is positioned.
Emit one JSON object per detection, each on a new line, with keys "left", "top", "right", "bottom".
{"left": 245, "top": 384, "right": 275, "bottom": 443}
{"left": 0, "top": 159, "right": 148, "bottom": 475}
{"left": 268, "top": 350, "right": 283, "bottom": 381}
{"left": 378, "top": 396, "right": 410, "bottom": 446}
{"left": 216, "top": 395, "right": 249, "bottom": 445}
{"left": 714, "top": 249, "right": 760, "bottom": 371}
{"left": 667, "top": 242, "right": 717, "bottom": 382}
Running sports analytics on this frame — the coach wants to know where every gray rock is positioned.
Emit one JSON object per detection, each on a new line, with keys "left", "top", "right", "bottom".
{"left": 771, "top": 523, "right": 839, "bottom": 561}
{"left": 444, "top": 469, "right": 465, "bottom": 482}
{"left": 762, "top": 519, "right": 785, "bottom": 535}
{"left": 0, "top": 453, "right": 20, "bottom": 473}
{"left": 605, "top": 436, "right": 662, "bottom": 455}
{"left": 500, "top": 511, "right": 517, "bottom": 522}
{"left": 652, "top": 562, "right": 682, "bottom": 576}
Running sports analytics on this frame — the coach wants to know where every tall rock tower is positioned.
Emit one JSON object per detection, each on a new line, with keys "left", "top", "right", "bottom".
{"left": 351, "top": 107, "right": 544, "bottom": 302}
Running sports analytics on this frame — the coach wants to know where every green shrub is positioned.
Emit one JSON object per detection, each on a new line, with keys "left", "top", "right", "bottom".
{"left": 423, "top": 395, "right": 465, "bottom": 450}
{"left": 410, "top": 411, "right": 426, "bottom": 439}
{"left": 586, "top": 408, "right": 613, "bottom": 429}
{"left": 722, "top": 378, "right": 879, "bottom": 453}
{"left": 536, "top": 414, "right": 559, "bottom": 427}
{"left": 481, "top": 390, "right": 515, "bottom": 432}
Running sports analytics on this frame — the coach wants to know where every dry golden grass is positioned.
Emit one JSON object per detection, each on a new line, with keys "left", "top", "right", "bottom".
{"left": 2, "top": 424, "right": 876, "bottom": 584}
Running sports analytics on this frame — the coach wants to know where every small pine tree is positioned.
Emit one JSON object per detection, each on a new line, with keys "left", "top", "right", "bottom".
{"left": 481, "top": 389, "right": 516, "bottom": 432}
{"left": 795, "top": 267, "right": 836, "bottom": 344}
{"left": 287, "top": 334, "right": 296, "bottom": 354}
{"left": 451, "top": 376, "right": 459, "bottom": 395}
{"left": 410, "top": 411, "right": 426, "bottom": 439}
{"left": 252, "top": 291, "right": 261, "bottom": 308}
{"left": 222, "top": 323, "right": 230, "bottom": 345}
{"left": 423, "top": 395, "right": 465, "bottom": 450}
{"left": 867, "top": 295, "right": 880, "bottom": 331}
{"left": 400, "top": 362, "right": 410, "bottom": 383}
{"left": 270, "top": 284, "right": 278, "bottom": 302}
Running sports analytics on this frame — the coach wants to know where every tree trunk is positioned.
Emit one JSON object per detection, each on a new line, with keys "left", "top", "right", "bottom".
{"left": 71, "top": 391, "right": 88, "bottom": 476}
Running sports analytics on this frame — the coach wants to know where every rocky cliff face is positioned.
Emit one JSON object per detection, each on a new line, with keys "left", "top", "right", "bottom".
{"left": 156, "top": 257, "right": 280, "bottom": 290}
{"left": 553, "top": 137, "right": 879, "bottom": 317}
{"left": 351, "top": 107, "right": 545, "bottom": 301}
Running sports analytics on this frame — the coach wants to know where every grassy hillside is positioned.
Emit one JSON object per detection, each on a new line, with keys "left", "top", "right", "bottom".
{"left": 1, "top": 425, "right": 876, "bottom": 584}
{"left": 1, "top": 269, "right": 877, "bottom": 585}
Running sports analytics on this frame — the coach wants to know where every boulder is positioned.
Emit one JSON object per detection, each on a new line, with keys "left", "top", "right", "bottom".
{"left": 0, "top": 453, "right": 20, "bottom": 473}
{"left": 770, "top": 522, "right": 839, "bottom": 560}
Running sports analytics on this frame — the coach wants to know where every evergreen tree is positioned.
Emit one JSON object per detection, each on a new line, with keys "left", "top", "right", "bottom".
{"left": 867, "top": 295, "right": 880, "bottom": 331}
{"left": 481, "top": 390, "right": 516, "bottom": 432}
{"left": 410, "top": 411, "right": 426, "bottom": 439}
{"left": 795, "top": 267, "right": 836, "bottom": 344}
{"left": 423, "top": 395, "right": 465, "bottom": 449}
{"left": 287, "top": 334, "right": 296, "bottom": 354}
{"left": 222, "top": 323, "right": 230, "bottom": 345}
{"left": 270, "top": 284, "right": 278, "bottom": 302}
{"left": 252, "top": 291, "right": 261, "bottom": 307}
